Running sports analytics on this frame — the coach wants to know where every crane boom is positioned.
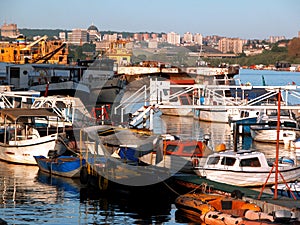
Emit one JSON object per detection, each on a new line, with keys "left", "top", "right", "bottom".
{"left": 21, "top": 35, "right": 48, "bottom": 50}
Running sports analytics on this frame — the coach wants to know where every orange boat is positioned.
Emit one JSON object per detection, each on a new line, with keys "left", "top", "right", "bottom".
{"left": 175, "top": 193, "right": 281, "bottom": 225}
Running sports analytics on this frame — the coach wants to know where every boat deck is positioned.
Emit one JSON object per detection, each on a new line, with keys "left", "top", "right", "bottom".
{"left": 174, "top": 173, "right": 300, "bottom": 217}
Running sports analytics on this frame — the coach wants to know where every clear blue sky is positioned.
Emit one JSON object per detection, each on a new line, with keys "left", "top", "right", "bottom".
{"left": 1, "top": 0, "right": 300, "bottom": 39}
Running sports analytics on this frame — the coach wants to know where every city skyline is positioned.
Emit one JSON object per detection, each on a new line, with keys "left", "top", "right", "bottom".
{"left": 1, "top": 0, "right": 300, "bottom": 40}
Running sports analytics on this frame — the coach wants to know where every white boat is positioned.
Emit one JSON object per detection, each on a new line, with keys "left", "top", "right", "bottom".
{"left": 193, "top": 149, "right": 300, "bottom": 187}
{"left": 250, "top": 108, "right": 300, "bottom": 143}
{"left": 159, "top": 93, "right": 194, "bottom": 117}
{"left": 0, "top": 108, "right": 61, "bottom": 165}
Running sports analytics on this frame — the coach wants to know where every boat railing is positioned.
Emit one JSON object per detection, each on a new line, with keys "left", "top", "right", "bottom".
{"left": 114, "top": 85, "right": 148, "bottom": 123}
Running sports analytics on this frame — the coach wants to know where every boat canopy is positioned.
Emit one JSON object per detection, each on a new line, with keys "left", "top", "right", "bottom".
{"left": 0, "top": 108, "right": 57, "bottom": 122}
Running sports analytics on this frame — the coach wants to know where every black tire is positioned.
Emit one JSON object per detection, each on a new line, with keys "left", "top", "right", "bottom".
{"left": 80, "top": 166, "right": 89, "bottom": 185}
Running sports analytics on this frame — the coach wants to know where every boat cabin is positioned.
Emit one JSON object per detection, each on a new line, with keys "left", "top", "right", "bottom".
{"left": 203, "top": 150, "right": 271, "bottom": 171}
{"left": 164, "top": 140, "right": 203, "bottom": 157}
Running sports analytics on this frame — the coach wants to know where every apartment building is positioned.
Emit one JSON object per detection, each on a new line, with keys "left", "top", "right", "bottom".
{"left": 218, "top": 38, "right": 243, "bottom": 54}
{"left": 167, "top": 32, "right": 180, "bottom": 45}
{"left": 0, "top": 23, "right": 19, "bottom": 38}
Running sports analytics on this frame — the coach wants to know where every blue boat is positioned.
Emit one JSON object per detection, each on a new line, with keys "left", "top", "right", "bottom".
{"left": 270, "top": 182, "right": 300, "bottom": 200}
{"left": 34, "top": 155, "right": 86, "bottom": 178}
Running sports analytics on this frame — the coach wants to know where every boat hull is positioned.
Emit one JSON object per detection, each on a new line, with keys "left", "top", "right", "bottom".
{"left": 194, "top": 166, "right": 300, "bottom": 187}
{"left": 0, "top": 134, "right": 58, "bottom": 165}
{"left": 250, "top": 128, "right": 299, "bottom": 143}
{"left": 270, "top": 183, "right": 300, "bottom": 199}
{"left": 34, "top": 156, "right": 86, "bottom": 178}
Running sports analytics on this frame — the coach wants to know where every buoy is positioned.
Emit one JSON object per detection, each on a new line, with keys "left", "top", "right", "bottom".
{"left": 215, "top": 143, "right": 226, "bottom": 152}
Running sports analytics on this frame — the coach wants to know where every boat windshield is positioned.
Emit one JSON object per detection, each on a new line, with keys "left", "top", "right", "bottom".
{"left": 207, "top": 156, "right": 220, "bottom": 165}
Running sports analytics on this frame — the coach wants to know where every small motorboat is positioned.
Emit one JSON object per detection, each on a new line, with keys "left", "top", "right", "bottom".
{"left": 34, "top": 135, "right": 86, "bottom": 178}
{"left": 193, "top": 149, "right": 300, "bottom": 186}
{"left": 270, "top": 181, "right": 300, "bottom": 200}
{"left": 34, "top": 154, "right": 86, "bottom": 178}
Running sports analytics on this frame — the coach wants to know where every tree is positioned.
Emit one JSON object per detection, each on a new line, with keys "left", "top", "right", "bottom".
{"left": 288, "top": 38, "right": 300, "bottom": 58}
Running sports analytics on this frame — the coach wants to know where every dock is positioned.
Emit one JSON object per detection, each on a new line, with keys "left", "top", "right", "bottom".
{"left": 174, "top": 173, "right": 300, "bottom": 218}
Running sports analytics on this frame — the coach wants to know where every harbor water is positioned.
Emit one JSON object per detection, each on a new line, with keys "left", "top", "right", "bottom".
{"left": 1, "top": 69, "right": 300, "bottom": 225}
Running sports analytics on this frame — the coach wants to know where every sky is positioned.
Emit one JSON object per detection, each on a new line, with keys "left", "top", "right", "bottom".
{"left": 1, "top": 0, "right": 300, "bottom": 39}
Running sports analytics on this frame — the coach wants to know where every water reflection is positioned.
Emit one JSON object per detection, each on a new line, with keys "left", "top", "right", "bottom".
{"left": 0, "top": 160, "right": 175, "bottom": 225}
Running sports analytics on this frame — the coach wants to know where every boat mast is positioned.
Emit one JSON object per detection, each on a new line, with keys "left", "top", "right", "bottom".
{"left": 258, "top": 89, "right": 297, "bottom": 200}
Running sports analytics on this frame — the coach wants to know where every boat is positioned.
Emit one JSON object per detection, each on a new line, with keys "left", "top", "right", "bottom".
{"left": 0, "top": 108, "right": 62, "bottom": 165}
{"left": 159, "top": 90, "right": 194, "bottom": 117}
{"left": 34, "top": 155, "right": 86, "bottom": 178}
{"left": 74, "top": 125, "right": 172, "bottom": 190}
{"left": 139, "top": 134, "right": 212, "bottom": 173}
{"left": 31, "top": 95, "right": 95, "bottom": 127}
{"left": 34, "top": 134, "right": 86, "bottom": 178}
{"left": 175, "top": 193, "right": 279, "bottom": 225}
{"left": 270, "top": 181, "right": 300, "bottom": 200}
{"left": 5, "top": 63, "right": 90, "bottom": 101}
{"left": 193, "top": 149, "right": 300, "bottom": 187}
{"left": 4, "top": 58, "right": 124, "bottom": 105}
{"left": 250, "top": 108, "right": 300, "bottom": 143}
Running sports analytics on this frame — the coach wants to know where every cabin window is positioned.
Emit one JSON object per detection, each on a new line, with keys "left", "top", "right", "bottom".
{"left": 268, "top": 121, "right": 278, "bottom": 127}
{"left": 179, "top": 95, "right": 190, "bottom": 105}
{"left": 240, "top": 157, "right": 261, "bottom": 167}
{"left": 183, "top": 145, "right": 200, "bottom": 154}
{"left": 283, "top": 121, "right": 297, "bottom": 128}
{"left": 166, "top": 145, "right": 179, "bottom": 153}
{"left": 207, "top": 156, "right": 220, "bottom": 165}
{"left": 221, "top": 157, "right": 236, "bottom": 166}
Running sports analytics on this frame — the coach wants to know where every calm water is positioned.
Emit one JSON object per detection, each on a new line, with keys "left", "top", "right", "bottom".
{"left": 1, "top": 69, "right": 300, "bottom": 225}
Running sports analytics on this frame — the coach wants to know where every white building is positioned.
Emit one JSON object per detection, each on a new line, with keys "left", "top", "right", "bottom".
{"left": 68, "top": 29, "right": 88, "bottom": 45}
{"left": 167, "top": 32, "right": 180, "bottom": 45}
{"left": 183, "top": 32, "right": 193, "bottom": 43}
{"left": 193, "top": 33, "right": 203, "bottom": 45}
{"left": 59, "top": 32, "right": 66, "bottom": 41}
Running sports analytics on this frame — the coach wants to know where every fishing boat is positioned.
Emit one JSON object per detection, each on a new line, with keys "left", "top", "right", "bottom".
{"left": 0, "top": 108, "right": 62, "bottom": 165}
{"left": 193, "top": 149, "right": 300, "bottom": 187}
{"left": 139, "top": 134, "right": 211, "bottom": 173}
{"left": 34, "top": 135, "right": 86, "bottom": 178}
{"left": 250, "top": 108, "right": 300, "bottom": 143}
{"left": 175, "top": 193, "right": 278, "bottom": 225}
{"left": 76, "top": 125, "right": 172, "bottom": 190}
{"left": 34, "top": 155, "right": 86, "bottom": 178}
{"left": 270, "top": 181, "right": 300, "bottom": 200}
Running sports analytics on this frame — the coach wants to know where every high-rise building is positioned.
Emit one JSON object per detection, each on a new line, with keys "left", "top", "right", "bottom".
{"left": 68, "top": 29, "right": 88, "bottom": 45}
{"left": 183, "top": 32, "right": 193, "bottom": 43}
{"left": 167, "top": 32, "right": 180, "bottom": 45}
{"left": 269, "top": 36, "right": 286, "bottom": 43}
{"left": 193, "top": 33, "right": 203, "bottom": 45}
{"left": 218, "top": 38, "right": 243, "bottom": 54}
{"left": 1, "top": 23, "right": 19, "bottom": 38}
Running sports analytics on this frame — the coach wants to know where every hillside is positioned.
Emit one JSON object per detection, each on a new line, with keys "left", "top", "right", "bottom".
{"left": 19, "top": 28, "right": 70, "bottom": 39}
